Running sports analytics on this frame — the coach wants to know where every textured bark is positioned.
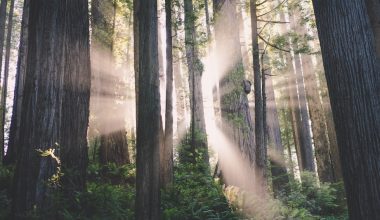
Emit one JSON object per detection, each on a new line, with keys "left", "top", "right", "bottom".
{"left": 0, "top": 0, "right": 7, "bottom": 82}
{"left": 91, "top": 0, "right": 129, "bottom": 165}
{"left": 365, "top": 0, "right": 380, "bottom": 58}
{"left": 161, "top": 0, "right": 174, "bottom": 188}
{"left": 135, "top": 0, "right": 161, "bottom": 219}
{"left": 12, "top": 0, "right": 90, "bottom": 215}
{"left": 266, "top": 73, "right": 289, "bottom": 196}
{"left": 0, "top": 0, "right": 15, "bottom": 162}
{"left": 302, "top": 53, "right": 334, "bottom": 182}
{"left": 312, "top": 0, "right": 380, "bottom": 218}
{"left": 250, "top": 0, "right": 266, "bottom": 186}
{"left": 5, "top": 0, "right": 30, "bottom": 165}
{"left": 184, "top": 0, "right": 209, "bottom": 164}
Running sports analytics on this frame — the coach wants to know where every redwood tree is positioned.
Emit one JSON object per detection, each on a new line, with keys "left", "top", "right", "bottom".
{"left": 5, "top": 0, "right": 30, "bottom": 165}
{"left": 134, "top": 0, "right": 161, "bottom": 218}
{"left": 12, "top": 0, "right": 91, "bottom": 216}
{"left": 313, "top": 0, "right": 380, "bottom": 218}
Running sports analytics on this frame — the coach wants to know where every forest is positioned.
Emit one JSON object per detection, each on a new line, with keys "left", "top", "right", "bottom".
{"left": 0, "top": 0, "right": 379, "bottom": 219}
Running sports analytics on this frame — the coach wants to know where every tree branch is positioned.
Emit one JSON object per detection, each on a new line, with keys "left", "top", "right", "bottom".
{"left": 258, "top": 34, "right": 291, "bottom": 53}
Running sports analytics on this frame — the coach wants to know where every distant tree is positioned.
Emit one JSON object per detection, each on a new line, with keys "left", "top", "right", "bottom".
{"left": 290, "top": 12, "right": 315, "bottom": 173}
{"left": 5, "top": 0, "right": 30, "bottom": 165}
{"left": 265, "top": 71, "right": 289, "bottom": 196}
{"left": 312, "top": 0, "right": 380, "bottom": 218}
{"left": 184, "top": 0, "right": 209, "bottom": 165}
{"left": 213, "top": 0, "right": 255, "bottom": 188}
{"left": 0, "top": 0, "right": 7, "bottom": 81}
{"left": 161, "top": 0, "right": 174, "bottom": 187}
{"left": 0, "top": 0, "right": 15, "bottom": 162}
{"left": 12, "top": 0, "right": 91, "bottom": 216}
{"left": 301, "top": 50, "right": 335, "bottom": 182}
{"left": 134, "top": 0, "right": 161, "bottom": 219}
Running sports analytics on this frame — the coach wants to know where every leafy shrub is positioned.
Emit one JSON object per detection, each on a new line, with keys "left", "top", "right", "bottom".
{"left": 280, "top": 172, "right": 348, "bottom": 219}
{"left": 162, "top": 151, "right": 239, "bottom": 220}
{"left": 0, "top": 165, "right": 13, "bottom": 219}
{"left": 162, "top": 131, "right": 239, "bottom": 219}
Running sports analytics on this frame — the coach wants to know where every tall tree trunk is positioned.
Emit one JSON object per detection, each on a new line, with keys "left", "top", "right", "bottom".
{"left": 133, "top": 0, "right": 139, "bottom": 123}
{"left": 204, "top": 0, "right": 211, "bottom": 38}
{"left": 283, "top": 9, "right": 315, "bottom": 173}
{"left": 312, "top": 0, "right": 380, "bottom": 218}
{"left": 173, "top": 35, "right": 186, "bottom": 142}
{"left": 364, "top": 0, "right": 380, "bottom": 58}
{"left": 250, "top": 0, "right": 266, "bottom": 187}
{"left": 292, "top": 52, "right": 315, "bottom": 172}
{"left": 213, "top": 0, "right": 255, "bottom": 189}
{"left": 0, "top": 0, "right": 8, "bottom": 79}
{"left": 5, "top": 0, "right": 30, "bottom": 165}
{"left": 161, "top": 0, "right": 174, "bottom": 188}
{"left": 266, "top": 73, "right": 289, "bottom": 196}
{"left": 184, "top": 0, "right": 209, "bottom": 165}
{"left": 12, "top": 0, "right": 91, "bottom": 216}
{"left": 0, "top": 0, "right": 14, "bottom": 162}
{"left": 302, "top": 52, "right": 334, "bottom": 182}
{"left": 135, "top": 0, "right": 161, "bottom": 219}
{"left": 237, "top": 2, "right": 251, "bottom": 76}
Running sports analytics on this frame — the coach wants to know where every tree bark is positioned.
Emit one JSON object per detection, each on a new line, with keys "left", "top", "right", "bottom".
{"left": 312, "top": 0, "right": 380, "bottom": 218}
{"left": 161, "top": 0, "right": 174, "bottom": 188}
{"left": 250, "top": 0, "right": 266, "bottom": 187}
{"left": 184, "top": 0, "right": 209, "bottom": 165}
{"left": 12, "top": 0, "right": 91, "bottom": 216}
{"left": 5, "top": 0, "right": 30, "bottom": 165}
{"left": 135, "top": 0, "right": 161, "bottom": 219}
{"left": 0, "top": 0, "right": 8, "bottom": 82}
{"left": 0, "top": 0, "right": 15, "bottom": 162}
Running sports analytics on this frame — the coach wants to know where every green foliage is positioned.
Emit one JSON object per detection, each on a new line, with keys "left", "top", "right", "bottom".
{"left": 0, "top": 165, "right": 13, "bottom": 219}
{"left": 161, "top": 162, "right": 239, "bottom": 220}
{"left": 37, "top": 162, "right": 136, "bottom": 219}
{"left": 57, "top": 183, "right": 135, "bottom": 220}
{"left": 279, "top": 172, "right": 348, "bottom": 219}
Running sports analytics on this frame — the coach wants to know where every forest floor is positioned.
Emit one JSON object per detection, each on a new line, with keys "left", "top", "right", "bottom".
{"left": 0, "top": 159, "right": 348, "bottom": 220}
